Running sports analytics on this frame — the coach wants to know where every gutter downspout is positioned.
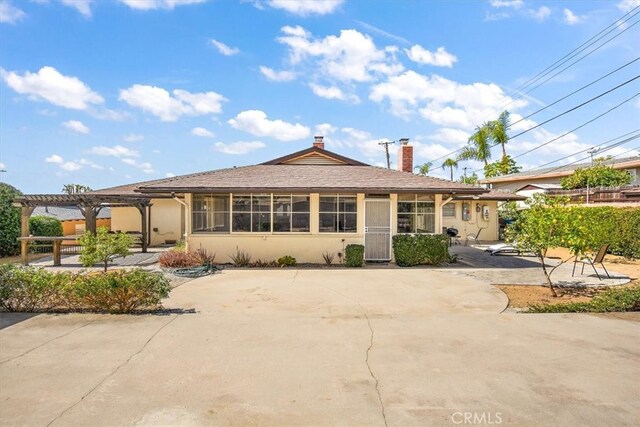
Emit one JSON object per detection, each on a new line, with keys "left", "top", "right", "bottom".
{"left": 172, "top": 194, "right": 189, "bottom": 251}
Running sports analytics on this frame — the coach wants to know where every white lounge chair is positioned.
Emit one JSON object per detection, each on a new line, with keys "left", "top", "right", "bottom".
{"left": 484, "top": 243, "right": 520, "bottom": 256}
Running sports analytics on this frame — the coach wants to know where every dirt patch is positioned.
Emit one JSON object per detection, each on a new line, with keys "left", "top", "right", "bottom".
{"left": 545, "top": 247, "right": 640, "bottom": 279}
{"left": 496, "top": 280, "right": 640, "bottom": 309}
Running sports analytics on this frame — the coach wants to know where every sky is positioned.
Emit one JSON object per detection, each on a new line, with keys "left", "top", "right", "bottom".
{"left": 1, "top": 0, "right": 639, "bottom": 194}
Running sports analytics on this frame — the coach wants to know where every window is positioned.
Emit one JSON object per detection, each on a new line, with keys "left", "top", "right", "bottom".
{"left": 442, "top": 203, "right": 456, "bottom": 218}
{"left": 397, "top": 194, "right": 435, "bottom": 233}
{"left": 319, "top": 195, "right": 357, "bottom": 232}
{"left": 192, "top": 194, "right": 230, "bottom": 233}
{"left": 273, "top": 195, "right": 310, "bottom": 232}
{"left": 232, "top": 194, "right": 271, "bottom": 232}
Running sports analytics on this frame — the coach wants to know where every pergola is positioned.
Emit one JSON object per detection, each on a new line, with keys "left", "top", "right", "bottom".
{"left": 13, "top": 194, "right": 155, "bottom": 265}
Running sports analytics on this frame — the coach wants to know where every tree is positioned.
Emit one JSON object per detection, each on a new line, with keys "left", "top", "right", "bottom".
{"left": 79, "top": 227, "right": 134, "bottom": 272}
{"left": 441, "top": 158, "right": 458, "bottom": 181}
{"left": 0, "top": 183, "right": 22, "bottom": 257}
{"left": 62, "top": 184, "right": 92, "bottom": 194}
{"left": 459, "top": 173, "right": 479, "bottom": 185}
{"left": 416, "top": 162, "right": 432, "bottom": 176}
{"left": 488, "top": 110, "right": 511, "bottom": 158}
{"left": 484, "top": 155, "right": 522, "bottom": 178}
{"left": 506, "top": 194, "right": 589, "bottom": 297}
{"left": 560, "top": 164, "right": 632, "bottom": 189}
{"left": 458, "top": 124, "right": 492, "bottom": 166}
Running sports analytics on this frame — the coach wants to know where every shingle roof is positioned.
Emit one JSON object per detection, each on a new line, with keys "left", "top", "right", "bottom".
{"left": 134, "top": 164, "right": 486, "bottom": 194}
{"left": 452, "top": 189, "right": 526, "bottom": 201}
{"left": 32, "top": 206, "right": 111, "bottom": 221}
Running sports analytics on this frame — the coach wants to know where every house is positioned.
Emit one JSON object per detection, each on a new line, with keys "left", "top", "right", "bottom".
{"left": 94, "top": 137, "right": 522, "bottom": 263}
{"left": 479, "top": 156, "right": 640, "bottom": 192}
{"left": 31, "top": 206, "right": 111, "bottom": 236}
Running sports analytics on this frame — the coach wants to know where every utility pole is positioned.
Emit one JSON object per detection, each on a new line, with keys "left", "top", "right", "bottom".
{"left": 586, "top": 147, "right": 600, "bottom": 205}
{"left": 378, "top": 140, "right": 395, "bottom": 169}
{"left": 462, "top": 167, "right": 469, "bottom": 180}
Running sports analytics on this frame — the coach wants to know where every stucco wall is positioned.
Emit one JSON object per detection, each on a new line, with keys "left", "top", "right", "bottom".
{"left": 111, "top": 199, "right": 183, "bottom": 246}
{"left": 442, "top": 200, "right": 499, "bottom": 241}
{"left": 61, "top": 219, "right": 110, "bottom": 236}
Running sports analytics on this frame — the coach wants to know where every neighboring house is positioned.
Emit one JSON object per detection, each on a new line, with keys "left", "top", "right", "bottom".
{"left": 514, "top": 183, "right": 563, "bottom": 207}
{"left": 31, "top": 206, "right": 111, "bottom": 236}
{"left": 479, "top": 156, "right": 640, "bottom": 192}
{"left": 92, "top": 137, "right": 522, "bottom": 263}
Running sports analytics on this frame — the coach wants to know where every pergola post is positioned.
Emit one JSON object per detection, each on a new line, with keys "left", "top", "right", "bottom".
{"left": 20, "top": 206, "right": 35, "bottom": 266}
{"left": 83, "top": 206, "right": 97, "bottom": 234}
{"left": 137, "top": 204, "right": 148, "bottom": 253}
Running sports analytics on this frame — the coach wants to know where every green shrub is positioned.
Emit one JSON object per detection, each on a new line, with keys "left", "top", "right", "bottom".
{"left": 229, "top": 247, "right": 251, "bottom": 266}
{"left": 345, "top": 244, "right": 364, "bottom": 267}
{"left": 0, "top": 264, "right": 171, "bottom": 313}
{"left": 392, "top": 234, "right": 451, "bottom": 267}
{"left": 79, "top": 227, "right": 134, "bottom": 272}
{"left": 277, "top": 255, "right": 297, "bottom": 267}
{"left": 0, "top": 183, "right": 22, "bottom": 257}
{"left": 29, "top": 215, "right": 63, "bottom": 238}
{"left": 527, "top": 285, "right": 640, "bottom": 313}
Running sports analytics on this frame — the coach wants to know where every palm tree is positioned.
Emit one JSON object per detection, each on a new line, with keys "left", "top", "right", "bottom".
{"left": 416, "top": 162, "right": 432, "bottom": 176}
{"left": 441, "top": 158, "right": 458, "bottom": 181}
{"left": 489, "top": 110, "right": 511, "bottom": 159}
{"left": 458, "top": 124, "right": 492, "bottom": 166}
{"left": 62, "top": 184, "right": 92, "bottom": 194}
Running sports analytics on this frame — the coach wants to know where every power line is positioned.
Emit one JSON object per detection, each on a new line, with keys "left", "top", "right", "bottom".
{"left": 508, "top": 74, "right": 640, "bottom": 140}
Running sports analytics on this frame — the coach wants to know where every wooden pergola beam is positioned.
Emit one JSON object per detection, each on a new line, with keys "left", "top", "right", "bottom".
{"left": 20, "top": 206, "right": 35, "bottom": 266}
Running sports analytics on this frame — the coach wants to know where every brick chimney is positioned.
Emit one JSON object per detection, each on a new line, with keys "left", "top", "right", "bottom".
{"left": 313, "top": 136, "right": 324, "bottom": 150}
{"left": 397, "top": 138, "right": 413, "bottom": 173}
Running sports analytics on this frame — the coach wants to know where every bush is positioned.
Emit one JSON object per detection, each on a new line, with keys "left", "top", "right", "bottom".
{"left": 392, "top": 234, "right": 451, "bottom": 267}
{"left": 29, "top": 215, "right": 63, "bottom": 238}
{"left": 254, "top": 259, "right": 278, "bottom": 268}
{"left": 229, "top": 247, "right": 251, "bottom": 266}
{"left": 159, "top": 250, "right": 201, "bottom": 268}
{"left": 277, "top": 255, "right": 297, "bottom": 267}
{"left": 0, "top": 264, "right": 171, "bottom": 313}
{"left": 79, "top": 227, "right": 134, "bottom": 272}
{"left": 527, "top": 285, "right": 640, "bottom": 313}
{"left": 322, "top": 251, "right": 335, "bottom": 266}
{"left": 345, "top": 244, "right": 364, "bottom": 267}
{"left": 0, "top": 183, "right": 22, "bottom": 257}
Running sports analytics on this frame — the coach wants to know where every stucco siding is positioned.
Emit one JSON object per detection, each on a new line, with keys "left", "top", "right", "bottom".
{"left": 111, "top": 199, "right": 183, "bottom": 245}
{"left": 442, "top": 200, "right": 499, "bottom": 241}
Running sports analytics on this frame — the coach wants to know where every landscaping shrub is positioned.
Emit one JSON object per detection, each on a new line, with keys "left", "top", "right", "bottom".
{"left": 254, "top": 259, "right": 278, "bottom": 268}
{"left": 322, "top": 251, "right": 335, "bottom": 266}
{"left": 392, "top": 234, "right": 451, "bottom": 267}
{"left": 159, "top": 250, "right": 201, "bottom": 268}
{"left": 345, "top": 244, "right": 364, "bottom": 267}
{"left": 0, "top": 183, "right": 22, "bottom": 257}
{"left": 0, "top": 264, "right": 171, "bottom": 313}
{"left": 29, "top": 215, "right": 63, "bottom": 238}
{"left": 229, "top": 247, "right": 251, "bottom": 266}
{"left": 527, "top": 285, "right": 640, "bottom": 313}
{"left": 79, "top": 227, "right": 134, "bottom": 272}
{"left": 277, "top": 255, "right": 297, "bottom": 267}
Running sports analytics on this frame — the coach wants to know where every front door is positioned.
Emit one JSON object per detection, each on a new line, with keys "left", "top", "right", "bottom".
{"left": 364, "top": 199, "right": 391, "bottom": 261}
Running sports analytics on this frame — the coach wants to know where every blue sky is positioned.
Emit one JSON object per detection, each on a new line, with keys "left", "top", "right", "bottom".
{"left": 1, "top": 0, "right": 639, "bottom": 193}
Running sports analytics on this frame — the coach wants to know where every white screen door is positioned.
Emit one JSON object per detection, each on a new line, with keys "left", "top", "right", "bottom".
{"left": 364, "top": 199, "right": 391, "bottom": 261}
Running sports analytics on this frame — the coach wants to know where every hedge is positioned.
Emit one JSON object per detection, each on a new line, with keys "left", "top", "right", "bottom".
{"left": 392, "top": 234, "right": 451, "bottom": 267}
{"left": 29, "top": 216, "right": 63, "bottom": 238}
{"left": 345, "top": 244, "right": 364, "bottom": 267}
{"left": 0, "top": 183, "right": 22, "bottom": 257}
{"left": 0, "top": 265, "right": 171, "bottom": 313}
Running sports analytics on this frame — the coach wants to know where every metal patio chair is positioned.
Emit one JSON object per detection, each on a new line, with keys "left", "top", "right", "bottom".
{"left": 572, "top": 243, "right": 611, "bottom": 280}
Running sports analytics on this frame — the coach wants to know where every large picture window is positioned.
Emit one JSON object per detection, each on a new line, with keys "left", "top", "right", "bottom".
{"left": 397, "top": 194, "right": 435, "bottom": 233}
{"left": 232, "top": 194, "right": 271, "bottom": 232}
{"left": 192, "top": 194, "right": 230, "bottom": 233}
{"left": 274, "top": 195, "right": 310, "bottom": 232}
{"left": 319, "top": 195, "right": 357, "bottom": 233}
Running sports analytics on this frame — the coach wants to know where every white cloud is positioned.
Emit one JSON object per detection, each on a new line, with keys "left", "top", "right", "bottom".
{"left": 165, "top": 172, "right": 175, "bottom": 177}
{"left": 122, "top": 158, "right": 154, "bottom": 173}
{"left": 276, "top": 26, "right": 403, "bottom": 83}
{"left": 264, "top": 0, "right": 343, "bottom": 16}
{"left": 61, "top": 0, "right": 92, "bottom": 17}
{"left": 405, "top": 45, "right": 457, "bottom": 68}
{"left": 530, "top": 6, "right": 551, "bottom": 22}
{"left": 119, "top": 84, "right": 227, "bottom": 121}
{"left": 210, "top": 39, "right": 239, "bottom": 56}
{"left": 1, "top": 66, "right": 104, "bottom": 110}
{"left": 118, "top": 0, "right": 206, "bottom": 10}
{"left": 490, "top": 0, "right": 523, "bottom": 8}
{"left": 259, "top": 66, "right": 296, "bottom": 82}
{"left": 617, "top": 0, "right": 640, "bottom": 12}
{"left": 123, "top": 133, "right": 144, "bottom": 142}
{"left": 90, "top": 145, "right": 139, "bottom": 157}
{"left": 563, "top": 8, "right": 585, "bottom": 25}
{"left": 228, "top": 110, "right": 310, "bottom": 141}
{"left": 0, "top": 162, "right": 5, "bottom": 170}
{"left": 62, "top": 120, "right": 90, "bottom": 134}
{"left": 427, "top": 128, "right": 470, "bottom": 145}
{"left": 78, "top": 158, "right": 104, "bottom": 170}
{"left": 315, "top": 123, "right": 337, "bottom": 136}
{"left": 213, "top": 141, "right": 265, "bottom": 155}
{"left": 45, "top": 154, "right": 82, "bottom": 171}
{"left": 309, "top": 83, "right": 360, "bottom": 103}
{"left": 191, "top": 126, "right": 215, "bottom": 138}
{"left": 0, "top": 1, "right": 26, "bottom": 24}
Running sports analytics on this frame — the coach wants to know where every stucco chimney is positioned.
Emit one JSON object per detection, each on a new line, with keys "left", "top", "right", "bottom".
{"left": 397, "top": 138, "right": 413, "bottom": 173}
{"left": 313, "top": 136, "right": 324, "bottom": 150}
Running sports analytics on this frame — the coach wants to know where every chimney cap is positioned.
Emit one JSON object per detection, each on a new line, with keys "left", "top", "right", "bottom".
{"left": 399, "top": 138, "right": 410, "bottom": 145}
{"left": 314, "top": 135, "right": 324, "bottom": 141}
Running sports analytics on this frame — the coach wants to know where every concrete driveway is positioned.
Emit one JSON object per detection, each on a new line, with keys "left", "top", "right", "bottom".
{"left": 1, "top": 269, "right": 638, "bottom": 426}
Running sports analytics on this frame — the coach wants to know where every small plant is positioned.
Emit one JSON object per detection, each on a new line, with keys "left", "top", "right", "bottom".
{"left": 392, "top": 234, "right": 451, "bottom": 267}
{"left": 174, "top": 240, "right": 187, "bottom": 252}
{"left": 254, "top": 259, "right": 277, "bottom": 268}
{"left": 322, "top": 251, "right": 335, "bottom": 266}
{"left": 159, "top": 250, "right": 201, "bottom": 268}
{"left": 194, "top": 247, "right": 215, "bottom": 266}
{"left": 79, "top": 227, "right": 134, "bottom": 272}
{"left": 230, "top": 247, "right": 252, "bottom": 267}
{"left": 345, "top": 244, "right": 364, "bottom": 267}
{"left": 527, "top": 285, "right": 640, "bottom": 313}
{"left": 277, "top": 255, "right": 297, "bottom": 267}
